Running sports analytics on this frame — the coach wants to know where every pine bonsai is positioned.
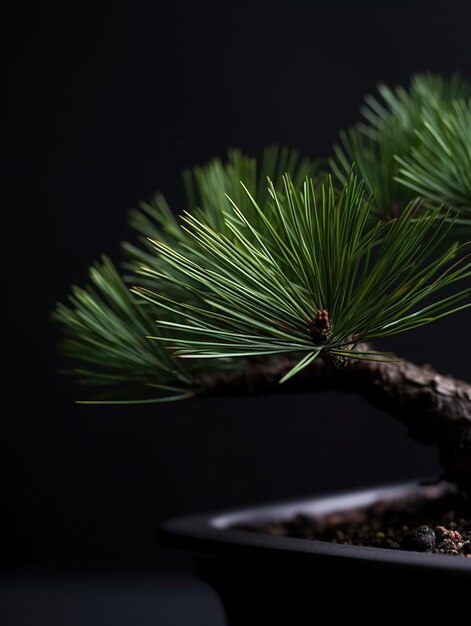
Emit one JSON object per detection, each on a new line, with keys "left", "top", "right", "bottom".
{"left": 55, "top": 74, "right": 471, "bottom": 489}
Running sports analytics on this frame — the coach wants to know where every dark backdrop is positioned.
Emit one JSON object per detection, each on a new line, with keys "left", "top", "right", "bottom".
{"left": 4, "top": 0, "right": 471, "bottom": 570}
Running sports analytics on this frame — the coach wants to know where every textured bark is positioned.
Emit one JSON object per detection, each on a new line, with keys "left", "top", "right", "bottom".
{"left": 196, "top": 345, "right": 471, "bottom": 488}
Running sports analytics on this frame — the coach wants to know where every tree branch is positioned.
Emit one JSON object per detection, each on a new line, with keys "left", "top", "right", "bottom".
{"left": 196, "top": 345, "right": 471, "bottom": 488}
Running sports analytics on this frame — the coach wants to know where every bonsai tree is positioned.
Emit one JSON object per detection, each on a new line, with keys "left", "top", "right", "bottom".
{"left": 55, "top": 74, "right": 471, "bottom": 490}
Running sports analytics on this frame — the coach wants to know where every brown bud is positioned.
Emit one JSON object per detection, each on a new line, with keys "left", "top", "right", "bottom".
{"left": 308, "top": 309, "right": 332, "bottom": 344}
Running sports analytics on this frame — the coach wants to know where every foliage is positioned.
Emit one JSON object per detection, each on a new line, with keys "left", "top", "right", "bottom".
{"left": 395, "top": 99, "right": 471, "bottom": 212}
{"left": 55, "top": 148, "right": 319, "bottom": 400}
{"left": 55, "top": 75, "right": 471, "bottom": 402}
{"left": 53, "top": 256, "right": 194, "bottom": 403}
{"left": 136, "top": 172, "right": 471, "bottom": 382}
{"left": 331, "top": 74, "right": 471, "bottom": 219}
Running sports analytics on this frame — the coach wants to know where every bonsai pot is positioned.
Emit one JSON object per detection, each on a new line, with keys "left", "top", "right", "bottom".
{"left": 160, "top": 479, "right": 471, "bottom": 623}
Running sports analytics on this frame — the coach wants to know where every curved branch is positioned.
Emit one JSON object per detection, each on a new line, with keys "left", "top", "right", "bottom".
{"left": 196, "top": 345, "right": 471, "bottom": 488}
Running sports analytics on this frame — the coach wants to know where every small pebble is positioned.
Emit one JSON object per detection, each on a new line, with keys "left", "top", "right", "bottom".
{"left": 436, "top": 525, "right": 461, "bottom": 541}
{"left": 402, "top": 526, "right": 436, "bottom": 552}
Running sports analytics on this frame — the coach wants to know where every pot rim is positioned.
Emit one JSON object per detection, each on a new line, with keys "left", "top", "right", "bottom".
{"left": 159, "top": 479, "right": 471, "bottom": 574}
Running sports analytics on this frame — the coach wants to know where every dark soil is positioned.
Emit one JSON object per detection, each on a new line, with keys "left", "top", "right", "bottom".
{"left": 234, "top": 493, "right": 471, "bottom": 556}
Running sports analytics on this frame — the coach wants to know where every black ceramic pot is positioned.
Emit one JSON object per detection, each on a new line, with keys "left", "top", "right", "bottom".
{"left": 161, "top": 480, "right": 471, "bottom": 623}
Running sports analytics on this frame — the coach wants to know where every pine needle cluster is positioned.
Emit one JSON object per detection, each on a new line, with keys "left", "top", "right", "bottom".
{"left": 54, "top": 77, "right": 471, "bottom": 402}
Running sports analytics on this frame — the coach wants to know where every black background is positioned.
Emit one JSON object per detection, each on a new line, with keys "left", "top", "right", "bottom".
{"left": 4, "top": 0, "right": 471, "bottom": 572}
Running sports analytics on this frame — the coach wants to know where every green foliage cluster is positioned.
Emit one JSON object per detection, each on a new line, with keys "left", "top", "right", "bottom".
{"left": 54, "top": 76, "right": 471, "bottom": 402}
{"left": 331, "top": 74, "right": 471, "bottom": 219}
